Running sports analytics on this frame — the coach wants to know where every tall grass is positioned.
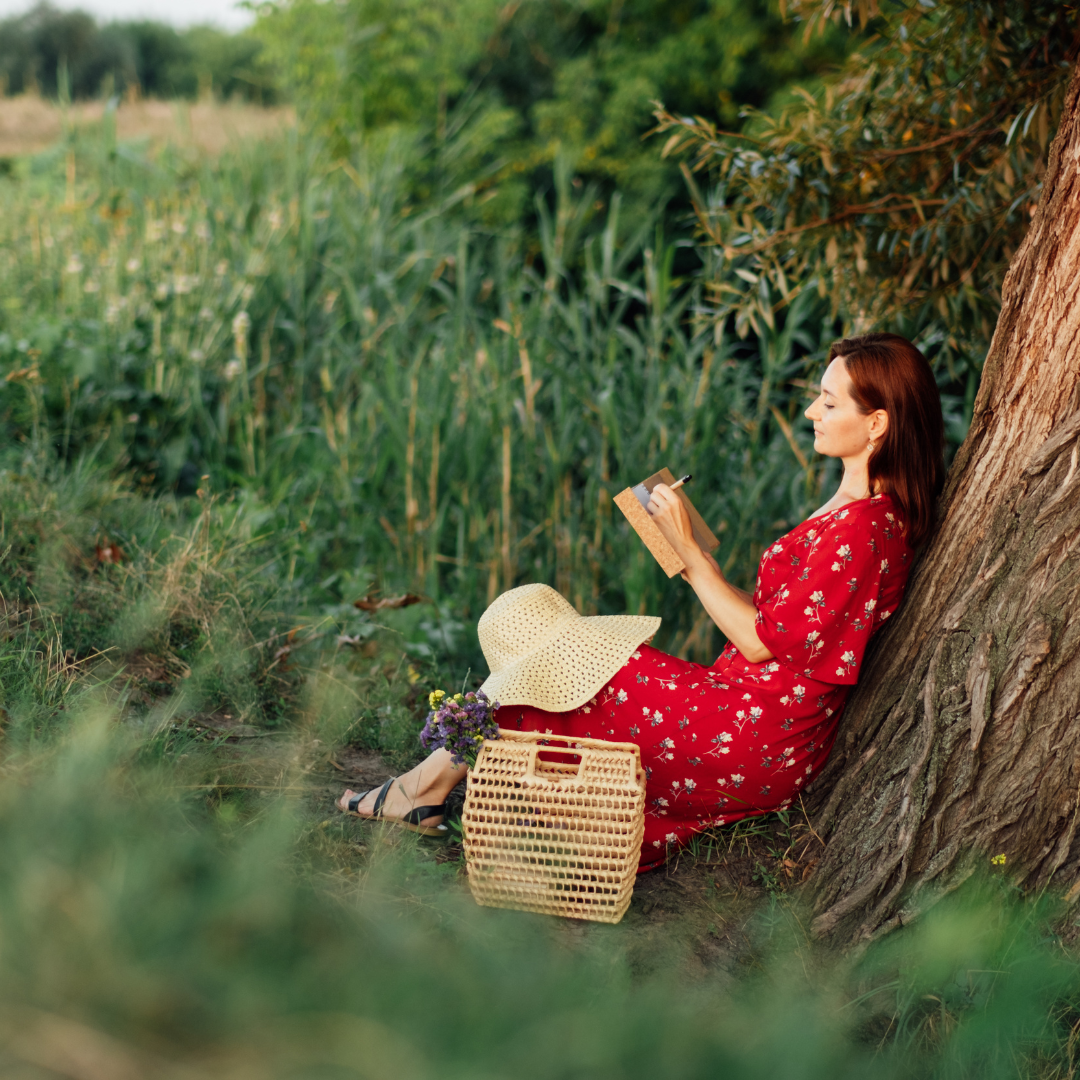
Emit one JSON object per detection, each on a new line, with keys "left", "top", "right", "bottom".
{"left": 0, "top": 122, "right": 835, "bottom": 671}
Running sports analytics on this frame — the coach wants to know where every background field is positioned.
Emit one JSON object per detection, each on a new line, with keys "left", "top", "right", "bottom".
{"left": 0, "top": 94, "right": 293, "bottom": 156}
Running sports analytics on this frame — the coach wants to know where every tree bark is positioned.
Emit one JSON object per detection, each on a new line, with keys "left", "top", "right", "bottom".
{"left": 805, "top": 63, "right": 1080, "bottom": 943}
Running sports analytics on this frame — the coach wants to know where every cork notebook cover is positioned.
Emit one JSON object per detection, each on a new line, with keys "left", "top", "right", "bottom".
{"left": 613, "top": 468, "right": 719, "bottom": 579}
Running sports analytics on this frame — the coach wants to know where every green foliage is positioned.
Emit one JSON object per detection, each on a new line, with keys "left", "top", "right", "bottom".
{"left": 528, "top": 0, "right": 852, "bottom": 205}
{"left": 654, "top": 0, "right": 1077, "bottom": 412}
{"left": 254, "top": 0, "right": 855, "bottom": 224}
{"left": 0, "top": 3, "right": 278, "bottom": 102}
{"left": 0, "top": 450, "right": 306, "bottom": 734}
{"left": 0, "top": 126, "right": 838, "bottom": 668}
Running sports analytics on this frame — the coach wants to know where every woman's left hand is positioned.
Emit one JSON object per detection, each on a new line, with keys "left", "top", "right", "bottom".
{"left": 647, "top": 483, "right": 697, "bottom": 556}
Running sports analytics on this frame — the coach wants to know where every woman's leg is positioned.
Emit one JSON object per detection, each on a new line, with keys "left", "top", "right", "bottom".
{"left": 337, "top": 748, "right": 467, "bottom": 828}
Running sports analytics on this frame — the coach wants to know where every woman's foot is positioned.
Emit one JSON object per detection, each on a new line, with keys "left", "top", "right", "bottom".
{"left": 337, "top": 749, "right": 468, "bottom": 834}
{"left": 337, "top": 779, "right": 447, "bottom": 835}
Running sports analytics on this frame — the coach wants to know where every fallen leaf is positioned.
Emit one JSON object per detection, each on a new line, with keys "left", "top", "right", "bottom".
{"left": 95, "top": 539, "right": 124, "bottom": 565}
{"left": 354, "top": 594, "right": 423, "bottom": 611}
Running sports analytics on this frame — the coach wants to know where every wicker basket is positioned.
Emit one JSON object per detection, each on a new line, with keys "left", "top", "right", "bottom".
{"left": 462, "top": 729, "right": 645, "bottom": 923}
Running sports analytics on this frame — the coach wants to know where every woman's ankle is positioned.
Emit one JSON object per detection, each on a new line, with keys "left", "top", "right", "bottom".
{"left": 401, "top": 753, "right": 466, "bottom": 805}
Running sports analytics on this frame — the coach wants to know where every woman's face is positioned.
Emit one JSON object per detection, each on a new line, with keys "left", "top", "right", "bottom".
{"left": 804, "top": 356, "right": 887, "bottom": 460}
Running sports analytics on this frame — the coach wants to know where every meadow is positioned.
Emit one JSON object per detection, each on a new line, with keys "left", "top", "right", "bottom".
{"left": 0, "top": 106, "right": 1075, "bottom": 1077}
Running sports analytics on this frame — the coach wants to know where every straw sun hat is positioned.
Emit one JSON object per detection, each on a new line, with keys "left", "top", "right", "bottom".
{"left": 477, "top": 584, "right": 661, "bottom": 713}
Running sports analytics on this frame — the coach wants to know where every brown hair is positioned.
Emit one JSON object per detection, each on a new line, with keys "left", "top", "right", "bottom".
{"left": 828, "top": 332, "right": 944, "bottom": 547}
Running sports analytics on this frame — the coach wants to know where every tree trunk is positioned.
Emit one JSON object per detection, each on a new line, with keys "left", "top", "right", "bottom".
{"left": 805, "top": 63, "right": 1080, "bottom": 943}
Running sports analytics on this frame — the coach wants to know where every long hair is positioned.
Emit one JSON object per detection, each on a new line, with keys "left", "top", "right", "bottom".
{"left": 828, "top": 333, "right": 944, "bottom": 547}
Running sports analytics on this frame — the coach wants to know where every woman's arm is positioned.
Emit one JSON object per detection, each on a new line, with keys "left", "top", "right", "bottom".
{"left": 696, "top": 550, "right": 754, "bottom": 604}
{"left": 647, "top": 483, "right": 773, "bottom": 663}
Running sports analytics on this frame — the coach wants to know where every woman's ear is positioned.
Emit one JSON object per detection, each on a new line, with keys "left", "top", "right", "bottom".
{"left": 869, "top": 409, "right": 889, "bottom": 442}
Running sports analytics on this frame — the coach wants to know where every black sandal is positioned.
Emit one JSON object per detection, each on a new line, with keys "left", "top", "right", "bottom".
{"left": 343, "top": 778, "right": 449, "bottom": 837}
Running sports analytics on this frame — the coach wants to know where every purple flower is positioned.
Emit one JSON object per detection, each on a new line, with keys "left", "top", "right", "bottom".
{"left": 420, "top": 688, "right": 500, "bottom": 767}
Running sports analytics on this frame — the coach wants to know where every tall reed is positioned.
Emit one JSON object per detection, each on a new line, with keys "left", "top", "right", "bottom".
{"left": 0, "top": 124, "right": 835, "bottom": 667}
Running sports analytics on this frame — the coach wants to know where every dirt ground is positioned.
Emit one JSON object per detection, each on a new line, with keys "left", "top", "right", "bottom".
{"left": 317, "top": 743, "right": 822, "bottom": 979}
{"left": 0, "top": 94, "right": 294, "bottom": 158}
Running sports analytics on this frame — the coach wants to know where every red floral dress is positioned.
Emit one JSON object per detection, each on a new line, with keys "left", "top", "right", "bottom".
{"left": 500, "top": 495, "right": 913, "bottom": 869}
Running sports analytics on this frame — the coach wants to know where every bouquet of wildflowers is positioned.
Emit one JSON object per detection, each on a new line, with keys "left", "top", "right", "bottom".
{"left": 420, "top": 688, "right": 499, "bottom": 768}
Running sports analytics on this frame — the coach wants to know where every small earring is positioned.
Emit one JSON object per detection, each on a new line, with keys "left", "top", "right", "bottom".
{"left": 867, "top": 441, "right": 875, "bottom": 452}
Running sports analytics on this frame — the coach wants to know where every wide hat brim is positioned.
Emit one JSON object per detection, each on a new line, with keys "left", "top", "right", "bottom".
{"left": 479, "top": 613, "right": 661, "bottom": 713}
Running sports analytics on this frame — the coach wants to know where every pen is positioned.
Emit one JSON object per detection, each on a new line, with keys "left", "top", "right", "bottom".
{"left": 669, "top": 474, "right": 692, "bottom": 491}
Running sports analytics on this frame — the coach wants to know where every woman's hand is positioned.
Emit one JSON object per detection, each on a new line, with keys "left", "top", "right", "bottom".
{"left": 646, "top": 483, "right": 696, "bottom": 557}
{"left": 649, "top": 487, "right": 773, "bottom": 663}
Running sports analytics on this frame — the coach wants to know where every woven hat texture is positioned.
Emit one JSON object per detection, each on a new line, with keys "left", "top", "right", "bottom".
{"left": 478, "top": 584, "right": 661, "bottom": 713}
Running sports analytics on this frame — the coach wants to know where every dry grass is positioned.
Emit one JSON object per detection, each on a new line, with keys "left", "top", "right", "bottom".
{"left": 0, "top": 93, "right": 295, "bottom": 157}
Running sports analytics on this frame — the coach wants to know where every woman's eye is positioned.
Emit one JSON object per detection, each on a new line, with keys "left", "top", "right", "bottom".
{"left": 824, "top": 403, "right": 834, "bottom": 410}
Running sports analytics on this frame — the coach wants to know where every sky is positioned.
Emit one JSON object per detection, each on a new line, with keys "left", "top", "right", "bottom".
{"left": 0, "top": 0, "right": 255, "bottom": 31}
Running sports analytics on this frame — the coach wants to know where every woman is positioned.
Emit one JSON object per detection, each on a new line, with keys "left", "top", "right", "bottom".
{"left": 339, "top": 333, "right": 944, "bottom": 867}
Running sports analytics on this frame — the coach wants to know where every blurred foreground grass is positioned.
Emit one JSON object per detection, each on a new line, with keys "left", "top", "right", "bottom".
{"left": 1, "top": 688, "right": 1079, "bottom": 1078}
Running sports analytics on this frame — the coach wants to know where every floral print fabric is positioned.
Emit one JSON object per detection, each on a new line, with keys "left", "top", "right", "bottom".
{"left": 500, "top": 495, "right": 913, "bottom": 868}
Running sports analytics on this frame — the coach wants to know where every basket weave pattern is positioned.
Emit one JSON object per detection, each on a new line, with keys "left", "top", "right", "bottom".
{"left": 462, "top": 730, "right": 645, "bottom": 923}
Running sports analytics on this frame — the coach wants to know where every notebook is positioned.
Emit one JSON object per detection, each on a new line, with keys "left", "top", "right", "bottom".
{"left": 613, "top": 468, "right": 720, "bottom": 578}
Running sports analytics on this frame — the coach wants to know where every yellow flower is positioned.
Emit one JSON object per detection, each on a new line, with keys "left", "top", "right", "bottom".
{"left": 428, "top": 689, "right": 446, "bottom": 708}
{"left": 990, "top": 853, "right": 1006, "bottom": 866}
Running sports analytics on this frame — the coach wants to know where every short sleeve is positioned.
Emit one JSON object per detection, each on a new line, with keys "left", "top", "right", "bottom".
{"left": 754, "top": 507, "right": 897, "bottom": 684}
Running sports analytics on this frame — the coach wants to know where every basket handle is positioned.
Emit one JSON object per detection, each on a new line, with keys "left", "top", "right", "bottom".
{"left": 520, "top": 743, "right": 586, "bottom": 790}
